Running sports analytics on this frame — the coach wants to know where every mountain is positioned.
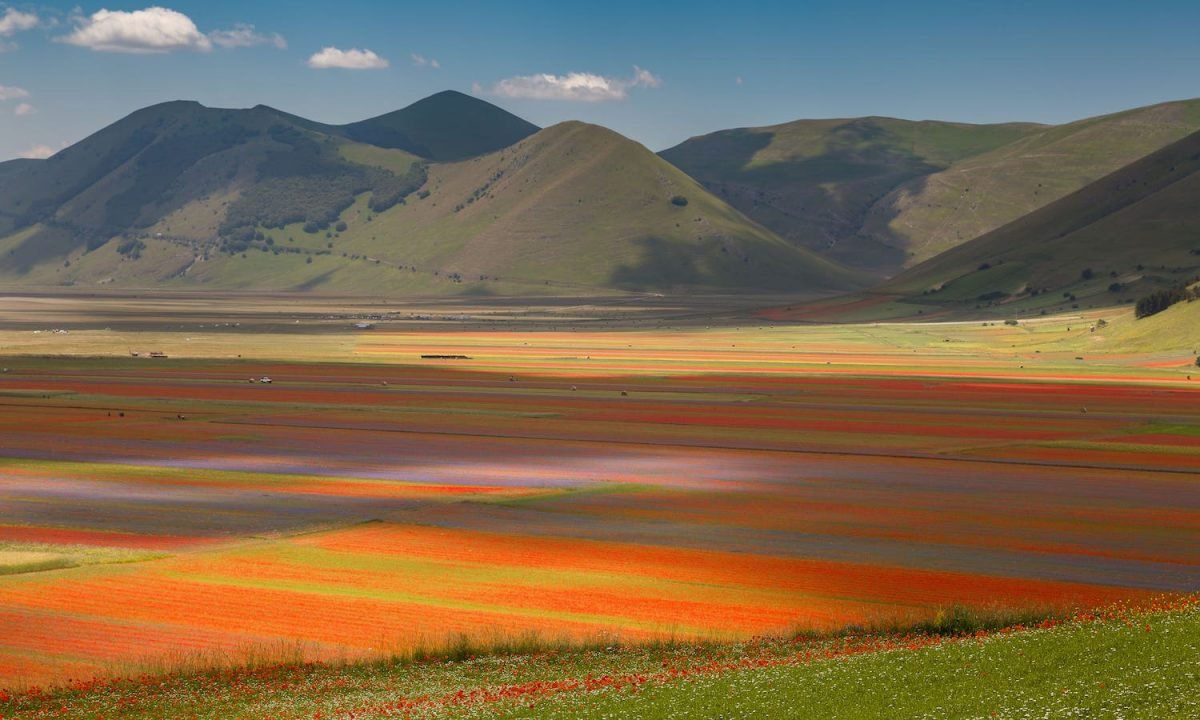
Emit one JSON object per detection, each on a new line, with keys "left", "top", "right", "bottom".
{"left": 662, "top": 99, "right": 1200, "bottom": 275}
{"left": 0, "top": 97, "right": 853, "bottom": 295}
{"left": 0, "top": 100, "right": 429, "bottom": 275}
{"left": 862, "top": 99, "right": 1200, "bottom": 267}
{"left": 0, "top": 158, "right": 38, "bottom": 178}
{"left": 340, "top": 90, "right": 540, "bottom": 161}
{"left": 208, "top": 121, "right": 855, "bottom": 295}
{"left": 880, "top": 127, "right": 1200, "bottom": 314}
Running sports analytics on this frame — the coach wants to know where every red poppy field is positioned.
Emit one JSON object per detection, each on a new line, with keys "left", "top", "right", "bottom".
{"left": 0, "top": 297, "right": 1198, "bottom": 690}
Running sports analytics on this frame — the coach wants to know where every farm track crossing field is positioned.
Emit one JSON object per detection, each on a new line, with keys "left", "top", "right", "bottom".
{"left": 0, "top": 294, "right": 1198, "bottom": 689}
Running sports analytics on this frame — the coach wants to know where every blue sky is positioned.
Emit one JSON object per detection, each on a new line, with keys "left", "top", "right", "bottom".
{"left": 1, "top": 1, "right": 1198, "bottom": 160}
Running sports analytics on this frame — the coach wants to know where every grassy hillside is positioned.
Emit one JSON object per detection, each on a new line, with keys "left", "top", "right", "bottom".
{"left": 0, "top": 101, "right": 431, "bottom": 281}
{"left": 0, "top": 93, "right": 854, "bottom": 296}
{"left": 0, "top": 91, "right": 540, "bottom": 291}
{"left": 175, "top": 122, "right": 857, "bottom": 294}
{"left": 3, "top": 600, "right": 1195, "bottom": 718}
{"left": 517, "top": 601, "right": 1199, "bottom": 720}
{"left": 867, "top": 98, "right": 1200, "bottom": 266}
{"left": 882, "top": 127, "right": 1200, "bottom": 315}
{"left": 662, "top": 99, "right": 1200, "bottom": 275}
{"left": 0, "top": 110, "right": 854, "bottom": 295}
{"left": 660, "top": 116, "right": 1041, "bottom": 271}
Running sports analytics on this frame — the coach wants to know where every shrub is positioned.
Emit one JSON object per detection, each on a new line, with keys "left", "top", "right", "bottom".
{"left": 369, "top": 163, "right": 428, "bottom": 213}
{"left": 1081, "top": 268, "right": 1094, "bottom": 280}
{"left": 116, "top": 238, "right": 146, "bottom": 259}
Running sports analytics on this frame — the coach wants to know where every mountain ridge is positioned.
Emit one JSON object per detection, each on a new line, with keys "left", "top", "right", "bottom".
{"left": 662, "top": 98, "right": 1200, "bottom": 275}
{"left": 879, "top": 126, "right": 1200, "bottom": 314}
{"left": 0, "top": 96, "right": 853, "bottom": 296}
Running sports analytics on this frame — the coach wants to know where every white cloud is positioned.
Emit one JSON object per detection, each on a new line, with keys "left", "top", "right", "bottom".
{"left": 306, "top": 46, "right": 388, "bottom": 70}
{"left": 736, "top": 76, "right": 744, "bottom": 86}
{"left": 210, "top": 23, "right": 286, "bottom": 49}
{"left": 631, "top": 66, "right": 662, "bottom": 89}
{"left": 411, "top": 52, "right": 439, "bottom": 69}
{"left": 14, "top": 102, "right": 33, "bottom": 115}
{"left": 486, "top": 65, "right": 662, "bottom": 102}
{"left": 0, "top": 84, "right": 29, "bottom": 100}
{"left": 19, "top": 143, "right": 56, "bottom": 159}
{"left": 0, "top": 8, "right": 38, "bottom": 36}
{"left": 58, "top": 7, "right": 213, "bottom": 54}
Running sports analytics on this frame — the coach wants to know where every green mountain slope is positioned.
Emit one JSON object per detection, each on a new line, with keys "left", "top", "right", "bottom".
{"left": 0, "top": 101, "right": 429, "bottom": 278}
{"left": 308, "top": 122, "right": 857, "bottom": 293}
{"left": 156, "top": 122, "right": 856, "bottom": 294}
{"left": 662, "top": 99, "right": 1200, "bottom": 275}
{"left": 0, "top": 101, "right": 852, "bottom": 295}
{"left": 864, "top": 99, "right": 1200, "bottom": 266}
{"left": 660, "top": 116, "right": 1040, "bottom": 271}
{"left": 882, "top": 127, "right": 1200, "bottom": 314}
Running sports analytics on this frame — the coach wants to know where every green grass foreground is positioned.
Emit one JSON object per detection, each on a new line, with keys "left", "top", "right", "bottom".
{"left": 2, "top": 599, "right": 1196, "bottom": 719}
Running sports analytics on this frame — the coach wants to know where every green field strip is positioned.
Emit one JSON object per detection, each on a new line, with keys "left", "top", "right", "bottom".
{"left": 1024, "top": 440, "right": 1200, "bottom": 456}
{"left": 1125, "top": 423, "right": 1200, "bottom": 437}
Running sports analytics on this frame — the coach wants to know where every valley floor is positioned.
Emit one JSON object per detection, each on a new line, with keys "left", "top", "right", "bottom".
{"left": 0, "top": 292, "right": 1196, "bottom": 710}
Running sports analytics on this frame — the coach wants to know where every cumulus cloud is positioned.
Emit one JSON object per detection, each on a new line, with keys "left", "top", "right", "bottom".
{"left": 210, "top": 23, "right": 286, "bottom": 49}
{"left": 14, "top": 102, "right": 33, "bottom": 115}
{"left": 19, "top": 143, "right": 56, "bottom": 159}
{"left": 307, "top": 46, "right": 388, "bottom": 70}
{"left": 0, "top": 8, "right": 38, "bottom": 36}
{"left": 486, "top": 66, "right": 662, "bottom": 102}
{"left": 0, "top": 84, "right": 29, "bottom": 100}
{"left": 410, "top": 52, "right": 439, "bottom": 69}
{"left": 58, "top": 7, "right": 213, "bottom": 53}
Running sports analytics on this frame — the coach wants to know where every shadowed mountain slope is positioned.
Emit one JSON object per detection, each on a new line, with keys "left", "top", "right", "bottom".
{"left": 339, "top": 90, "right": 540, "bottom": 161}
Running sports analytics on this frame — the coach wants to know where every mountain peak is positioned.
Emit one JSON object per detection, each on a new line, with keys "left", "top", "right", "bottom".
{"left": 341, "top": 91, "right": 539, "bottom": 161}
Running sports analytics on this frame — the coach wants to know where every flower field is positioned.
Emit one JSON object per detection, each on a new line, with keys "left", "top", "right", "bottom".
{"left": 0, "top": 298, "right": 1197, "bottom": 698}
{"left": 3, "top": 597, "right": 1196, "bottom": 719}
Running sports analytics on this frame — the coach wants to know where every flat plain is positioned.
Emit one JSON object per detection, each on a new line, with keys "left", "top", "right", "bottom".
{"left": 0, "top": 292, "right": 1197, "bottom": 692}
